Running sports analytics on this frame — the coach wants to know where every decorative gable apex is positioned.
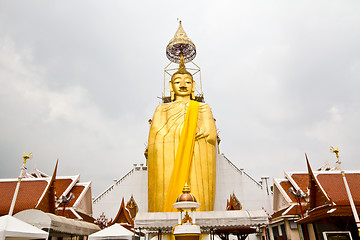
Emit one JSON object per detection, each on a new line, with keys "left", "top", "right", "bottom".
{"left": 35, "top": 160, "right": 58, "bottom": 213}
{"left": 126, "top": 195, "right": 138, "bottom": 219}
{"left": 109, "top": 197, "right": 134, "bottom": 227}
{"left": 306, "top": 154, "right": 332, "bottom": 210}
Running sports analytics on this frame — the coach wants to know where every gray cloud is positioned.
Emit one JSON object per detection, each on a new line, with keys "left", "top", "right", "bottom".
{"left": 1, "top": 0, "right": 360, "bottom": 195}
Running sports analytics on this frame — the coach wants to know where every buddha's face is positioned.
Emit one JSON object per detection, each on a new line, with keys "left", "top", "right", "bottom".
{"left": 171, "top": 73, "right": 194, "bottom": 97}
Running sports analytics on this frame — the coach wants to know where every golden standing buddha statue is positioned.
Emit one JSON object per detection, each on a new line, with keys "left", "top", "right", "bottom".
{"left": 147, "top": 22, "right": 217, "bottom": 212}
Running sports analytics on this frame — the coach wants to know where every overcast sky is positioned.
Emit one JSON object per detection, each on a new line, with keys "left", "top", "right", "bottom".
{"left": 1, "top": 1, "right": 360, "bottom": 196}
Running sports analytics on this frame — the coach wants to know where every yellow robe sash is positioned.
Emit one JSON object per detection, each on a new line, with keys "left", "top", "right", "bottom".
{"left": 163, "top": 100, "right": 199, "bottom": 212}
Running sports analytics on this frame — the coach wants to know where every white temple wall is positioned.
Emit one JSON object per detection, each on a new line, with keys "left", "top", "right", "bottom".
{"left": 92, "top": 164, "right": 148, "bottom": 220}
{"left": 214, "top": 153, "right": 273, "bottom": 213}
{"left": 93, "top": 154, "right": 272, "bottom": 220}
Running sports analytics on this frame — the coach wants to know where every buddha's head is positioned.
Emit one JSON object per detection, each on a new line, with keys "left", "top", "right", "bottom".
{"left": 169, "top": 55, "right": 195, "bottom": 101}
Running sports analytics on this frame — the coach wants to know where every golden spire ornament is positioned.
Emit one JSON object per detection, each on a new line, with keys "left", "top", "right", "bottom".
{"left": 166, "top": 21, "right": 196, "bottom": 63}
{"left": 330, "top": 146, "right": 342, "bottom": 167}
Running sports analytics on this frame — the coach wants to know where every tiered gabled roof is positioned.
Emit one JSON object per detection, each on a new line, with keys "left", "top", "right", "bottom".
{"left": 271, "top": 157, "right": 360, "bottom": 224}
{"left": 298, "top": 169, "right": 360, "bottom": 224}
{"left": 0, "top": 164, "right": 94, "bottom": 223}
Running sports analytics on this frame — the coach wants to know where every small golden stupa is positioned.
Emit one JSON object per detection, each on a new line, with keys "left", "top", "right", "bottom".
{"left": 172, "top": 184, "right": 201, "bottom": 240}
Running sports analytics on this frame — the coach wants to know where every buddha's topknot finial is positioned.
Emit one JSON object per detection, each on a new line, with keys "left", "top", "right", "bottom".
{"left": 172, "top": 54, "right": 191, "bottom": 76}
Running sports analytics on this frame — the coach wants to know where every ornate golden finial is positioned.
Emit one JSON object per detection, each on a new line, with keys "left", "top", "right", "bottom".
{"left": 23, "top": 152, "right": 33, "bottom": 164}
{"left": 166, "top": 21, "right": 196, "bottom": 63}
{"left": 330, "top": 146, "right": 339, "bottom": 159}
{"left": 330, "top": 146, "right": 342, "bottom": 166}
{"left": 182, "top": 182, "right": 190, "bottom": 194}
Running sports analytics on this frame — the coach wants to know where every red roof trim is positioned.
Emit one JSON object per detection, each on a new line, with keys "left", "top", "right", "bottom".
{"left": 297, "top": 205, "right": 360, "bottom": 224}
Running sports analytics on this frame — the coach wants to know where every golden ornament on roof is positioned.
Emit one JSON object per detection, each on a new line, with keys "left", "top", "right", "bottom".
{"left": 166, "top": 21, "right": 196, "bottom": 63}
{"left": 176, "top": 183, "right": 197, "bottom": 203}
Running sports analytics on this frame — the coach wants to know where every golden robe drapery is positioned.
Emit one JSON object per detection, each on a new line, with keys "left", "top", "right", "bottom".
{"left": 148, "top": 100, "right": 217, "bottom": 212}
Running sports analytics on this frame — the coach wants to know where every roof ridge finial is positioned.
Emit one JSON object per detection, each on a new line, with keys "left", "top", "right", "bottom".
{"left": 330, "top": 146, "right": 342, "bottom": 169}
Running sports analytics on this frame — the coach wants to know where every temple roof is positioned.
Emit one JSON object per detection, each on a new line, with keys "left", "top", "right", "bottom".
{"left": 135, "top": 210, "right": 268, "bottom": 233}
{"left": 271, "top": 163, "right": 360, "bottom": 223}
{"left": 0, "top": 179, "right": 48, "bottom": 215}
{"left": 0, "top": 166, "right": 93, "bottom": 222}
{"left": 109, "top": 197, "right": 134, "bottom": 228}
{"left": 282, "top": 170, "right": 360, "bottom": 206}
